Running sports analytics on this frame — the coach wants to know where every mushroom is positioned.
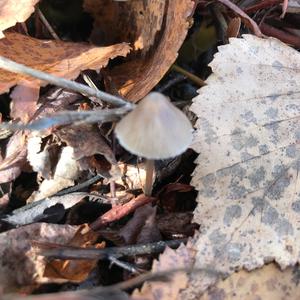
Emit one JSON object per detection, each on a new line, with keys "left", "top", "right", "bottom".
{"left": 115, "top": 92, "right": 193, "bottom": 196}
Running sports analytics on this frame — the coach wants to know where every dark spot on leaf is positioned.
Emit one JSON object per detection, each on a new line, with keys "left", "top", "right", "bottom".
{"left": 209, "top": 229, "right": 227, "bottom": 244}
{"left": 262, "top": 205, "right": 279, "bottom": 225}
{"left": 248, "top": 166, "right": 266, "bottom": 188}
{"left": 274, "top": 218, "right": 293, "bottom": 236}
{"left": 224, "top": 205, "right": 242, "bottom": 226}
{"left": 292, "top": 201, "right": 300, "bottom": 213}
{"left": 264, "top": 107, "right": 278, "bottom": 119}
{"left": 272, "top": 60, "right": 283, "bottom": 70}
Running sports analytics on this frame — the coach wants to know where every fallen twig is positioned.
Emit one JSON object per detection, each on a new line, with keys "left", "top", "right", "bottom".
{"left": 0, "top": 106, "right": 131, "bottom": 131}
{"left": 0, "top": 56, "right": 135, "bottom": 108}
{"left": 171, "top": 64, "right": 206, "bottom": 87}
{"left": 56, "top": 174, "right": 104, "bottom": 196}
{"left": 260, "top": 23, "right": 300, "bottom": 48}
{"left": 244, "top": 0, "right": 282, "bottom": 14}
{"left": 36, "top": 8, "right": 60, "bottom": 40}
{"left": 108, "top": 255, "right": 140, "bottom": 274}
{"left": 34, "top": 239, "right": 186, "bottom": 260}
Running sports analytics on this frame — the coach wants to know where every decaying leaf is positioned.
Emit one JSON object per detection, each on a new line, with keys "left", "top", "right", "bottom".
{"left": 84, "top": 0, "right": 165, "bottom": 52}
{"left": 120, "top": 204, "right": 159, "bottom": 245}
{"left": 132, "top": 243, "right": 195, "bottom": 300}
{"left": 116, "top": 163, "right": 146, "bottom": 191}
{"left": 27, "top": 135, "right": 55, "bottom": 179}
{"left": 28, "top": 146, "right": 80, "bottom": 202}
{"left": 200, "top": 263, "right": 300, "bottom": 300}
{"left": 0, "top": 223, "right": 78, "bottom": 292}
{"left": 56, "top": 124, "right": 117, "bottom": 166}
{"left": 0, "top": 0, "right": 39, "bottom": 38}
{"left": 3, "top": 192, "right": 88, "bottom": 226}
{"left": 186, "top": 35, "right": 300, "bottom": 295}
{"left": 157, "top": 212, "right": 198, "bottom": 239}
{"left": 44, "top": 224, "right": 103, "bottom": 282}
{"left": 0, "top": 32, "right": 130, "bottom": 93}
{"left": 108, "top": 0, "right": 194, "bottom": 102}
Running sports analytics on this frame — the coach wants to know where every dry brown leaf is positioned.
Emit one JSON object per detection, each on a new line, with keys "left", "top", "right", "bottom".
{"left": 132, "top": 243, "right": 196, "bottom": 300}
{"left": 157, "top": 212, "right": 197, "bottom": 239}
{"left": 0, "top": 0, "right": 39, "bottom": 38}
{"left": 44, "top": 224, "right": 103, "bottom": 282}
{"left": 200, "top": 263, "right": 300, "bottom": 300}
{"left": 107, "top": 0, "right": 194, "bottom": 102}
{"left": 84, "top": 0, "right": 165, "bottom": 52}
{"left": 0, "top": 222, "right": 78, "bottom": 292}
{"left": 136, "top": 205, "right": 161, "bottom": 245}
{"left": 227, "top": 17, "right": 241, "bottom": 39}
{"left": 120, "top": 204, "right": 156, "bottom": 244}
{"left": 0, "top": 32, "right": 130, "bottom": 94}
{"left": 217, "top": 0, "right": 262, "bottom": 37}
{"left": 56, "top": 124, "right": 117, "bottom": 165}
{"left": 184, "top": 35, "right": 300, "bottom": 297}
{"left": 119, "top": 204, "right": 161, "bottom": 247}
{"left": 28, "top": 146, "right": 80, "bottom": 202}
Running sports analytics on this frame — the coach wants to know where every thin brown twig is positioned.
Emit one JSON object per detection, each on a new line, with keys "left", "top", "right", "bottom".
{"left": 0, "top": 56, "right": 135, "bottom": 108}
{"left": 36, "top": 8, "right": 60, "bottom": 40}
{"left": 260, "top": 23, "right": 300, "bottom": 48}
{"left": 171, "top": 64, "right": 206, "bottom": 87}
{"left": 90, "top": 194, "right": 156, "bottom": 230}
{"left": 218, "top": 0, "right": 263, "bottom": 37}
{"left": 244, "top": 0, "right": 282, "bottom": 14}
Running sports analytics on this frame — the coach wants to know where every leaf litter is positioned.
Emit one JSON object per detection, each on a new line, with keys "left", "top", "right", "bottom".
{"left": 0, "top": 0, "right": 288, "bottom": 299}
{"left": 183, "top": 34, "right": 300, "bottom": 297}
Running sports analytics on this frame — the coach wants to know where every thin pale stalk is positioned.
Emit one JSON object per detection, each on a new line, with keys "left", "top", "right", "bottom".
{"left": 144, "top": 159, "right": 155, "bottom": 196}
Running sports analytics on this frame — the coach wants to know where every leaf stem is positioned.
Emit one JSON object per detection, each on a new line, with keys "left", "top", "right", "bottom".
{"left": 171, "top": 64, "right": 206, "bottom": 87}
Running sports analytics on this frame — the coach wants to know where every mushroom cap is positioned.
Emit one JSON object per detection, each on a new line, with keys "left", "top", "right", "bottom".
{"left": 115, "top": 92, "right": 193, "bottom": 159}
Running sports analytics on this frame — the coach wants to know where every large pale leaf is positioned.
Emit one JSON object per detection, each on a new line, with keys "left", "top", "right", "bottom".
{"left": 200, "top": 263, "right": 300, "bottom": 300}
{"left": 186, "top": 35, "right": 300, "bottom": 296}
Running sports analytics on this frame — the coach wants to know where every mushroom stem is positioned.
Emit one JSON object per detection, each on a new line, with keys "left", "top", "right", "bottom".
{"left": 144, "top": 159, "right": 155, "bottom": 196}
